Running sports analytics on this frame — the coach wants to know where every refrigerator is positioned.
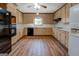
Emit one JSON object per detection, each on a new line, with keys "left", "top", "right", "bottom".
{"left": 0, "top": 8, "right": 12, "bottom": 54}
{"left": 69, "top": 4, "right": 79, "bottom": 56}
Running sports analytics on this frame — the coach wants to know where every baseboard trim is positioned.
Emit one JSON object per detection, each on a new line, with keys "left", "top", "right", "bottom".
{"left": 51, "top": 35, "right": 68, "bottom": 51}
{"left": 51, "top": 35, "right": 68, "bottom": 56}
{"left": 12, "top": 35, "right": 25, "bottom": 46}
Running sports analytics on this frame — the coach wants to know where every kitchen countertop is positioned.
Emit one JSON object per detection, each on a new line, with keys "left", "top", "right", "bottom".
{"left": 57, "top": 28, "right": 70, "bottom": 32}
{"left": 16, "top": 24, "right": 70, "bottom": 32}
{"left": 23, "top": 24, "right": 53, "bottom": 28}
{"left": 53, "top": 26, "right": 70, "bottom": 32}
{"left": 70, "top": 32, "right": 79, "bottom": 37}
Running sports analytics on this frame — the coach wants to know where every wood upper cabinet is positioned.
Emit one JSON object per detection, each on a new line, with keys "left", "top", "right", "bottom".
{"left": 65, "top": 4, "right": 71, "bottom": 23}
{"left": 0, "top": 3, "right": 7, "bottom": 9}
{"left": 11, "top": 16, "right": 16, "bottom": 24}
{"left": 58, "top": 9, "right": 62, "bottom": 18}
{"left": 65, "top": 4, "right": 71, "bottom": 18}
{"left": 54, "top": 12, "right": 57, "bottom": 19}
{"left": 61, "top": 6, "right": 66, "bottom": 23}
{"left": 53, "top": 4, "right": 72, "bottom": 23}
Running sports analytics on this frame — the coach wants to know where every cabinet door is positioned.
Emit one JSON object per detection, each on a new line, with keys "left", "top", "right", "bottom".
{"left": 57, "top": 30, "right": 61, "bottom": 41}
{"left": 65, "top": 4, "right": 71, "bottom": 23}
{"left": 65, "top": 32, "right": 69, "bottom": 48}
{"left": 52, "top": 28, "right": 54, "bottom": 36}
{"left": 60, "top": 31, "right": 66, "bottom": 46}
{"left": 0, "top": 3, "right": 7, "bottom": 9}
{"left": 58, "top": 9, "right": 62, "bottom": 18}
{"left": 54, "top": 29, "right": 56, "bottom": 38}
{"left": 65, "top": 4, "right": 71, "bottom": 18}
{"left": 61, "top": 6, "right": 66, "bottom": 23}
{"left": 54, "top": 28, "right": 57, "bottom": 39}
{"left": 55, "top": 29, "right": 58, "bottom": 39}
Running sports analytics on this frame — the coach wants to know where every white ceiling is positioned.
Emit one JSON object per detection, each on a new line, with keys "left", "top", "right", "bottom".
{"left": 16, "top": 3, "right": 65, "bottom": 13}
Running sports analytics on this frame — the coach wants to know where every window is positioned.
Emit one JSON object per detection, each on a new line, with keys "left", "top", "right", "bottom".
{"left": 34, "top": 16, "right": 43, "bottom": 25}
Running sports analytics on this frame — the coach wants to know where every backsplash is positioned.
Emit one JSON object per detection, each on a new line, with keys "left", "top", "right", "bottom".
{"left": 54, "top": 20, "right": 70, "bottom": 31}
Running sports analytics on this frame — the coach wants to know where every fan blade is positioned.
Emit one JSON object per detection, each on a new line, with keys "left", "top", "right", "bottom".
{"left": 38, "top": 4, "right": 47, "bottom": 8}
{"left": 27, "top": 5, "right": 32, "bottom": 8}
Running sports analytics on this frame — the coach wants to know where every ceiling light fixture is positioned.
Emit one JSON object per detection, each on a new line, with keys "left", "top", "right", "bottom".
{"left": 36, "top": 12, "right": 39, "bottom": 15}
{"left": 34, "top": 3, "right": 40, "bottom": 10}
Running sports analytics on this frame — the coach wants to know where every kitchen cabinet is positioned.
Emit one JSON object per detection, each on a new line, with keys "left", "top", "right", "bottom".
{"left": 61, "top": 6, "right": 66, "bottom": 23}
{"left": 65, "top": 32, "right": 69, "bottom": 48}
{"left": 52, "top": 28, "right": 55, "bottom": 37}
{"left": 34, "top": 28, "right": 52, "bottom": 35}
{"left": 58, "top": 9, "right": 62, "bottom": 18}
{"left": 54, "top": 28, "right": 58, "bottom": 39}
{"left": 11, "top": 16, "right": 16, "bottom": 24}
{"left": 65, "top": 4, "right": 71, "bottom": 23}
{"left": 24, "top": 28, "right": 52, "bottom": 36}
{"left": 52, "top": 28, "right": 69, "bottom": 48}
{"left": 65, "top": 4, "right": 71, "bottom": 18}
{"left": 0, "top": 3, "right": 7, "bottom": 9}
{"left": 60, "top": 30, "right": 66, "bottom": 46}
{"left": 54, "top": 28, "right": 56, "bottom": 38}
{"left": 54, "top": 12, "right": 57, "bottom": 19}
{"left": 54, "top": 10, "right": 61, "bottom": 19}
{"left": 53, "top": 4, "right": 72, "bottom": 24}
{"left": 57, "top": 30, "right": 61, "bottom": 41}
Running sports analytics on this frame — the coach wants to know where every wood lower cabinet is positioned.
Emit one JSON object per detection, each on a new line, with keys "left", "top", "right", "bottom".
{"left": 57, "top": 30, "right": 61, "bottom": 41}
{"left": 65, "top": 32, "right": 69, "bottom": 48}
{"left": 52, "top": 28, "right": 69, "bottom": 48}
{"left": 53, "top": 28, "right": 57, "bottom": 39}
{"left": 34, "top": 28, "right": 52, "bottom": 35}
{"left": 60, "top": 31, "right": 66, "bottom": 46}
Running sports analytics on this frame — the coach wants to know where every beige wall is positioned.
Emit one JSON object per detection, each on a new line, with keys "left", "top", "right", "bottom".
{"left": 7, "top": 3, "right": 24, "bottom": 45}
{"left": 23, "top": 13, "right": 54, "bottom": 24}
{"left": 23, "top": 13, "right": 53, "bottom": 35}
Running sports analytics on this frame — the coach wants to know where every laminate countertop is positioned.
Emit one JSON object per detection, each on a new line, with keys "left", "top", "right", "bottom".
{"left": 16, "top": 24, "right": 70, "bottom": 32}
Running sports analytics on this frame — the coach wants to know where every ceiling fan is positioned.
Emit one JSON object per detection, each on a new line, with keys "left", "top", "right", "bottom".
{"left": 27, "top": 3, "right": 47, "bottom": 10}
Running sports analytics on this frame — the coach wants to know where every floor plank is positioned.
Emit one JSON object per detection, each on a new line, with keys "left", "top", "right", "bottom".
{"left": 9, "top": 36, "right": 68, "bottom": 56}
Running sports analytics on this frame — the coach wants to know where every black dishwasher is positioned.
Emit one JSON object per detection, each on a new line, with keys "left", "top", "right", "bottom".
{"left": 27, "top": 28, "right": 34, "bottom": 36}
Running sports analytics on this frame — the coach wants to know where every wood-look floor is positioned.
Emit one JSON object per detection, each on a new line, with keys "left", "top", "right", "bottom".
{"left": 9, "top": 36, "right": 68, "bottom": 56}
